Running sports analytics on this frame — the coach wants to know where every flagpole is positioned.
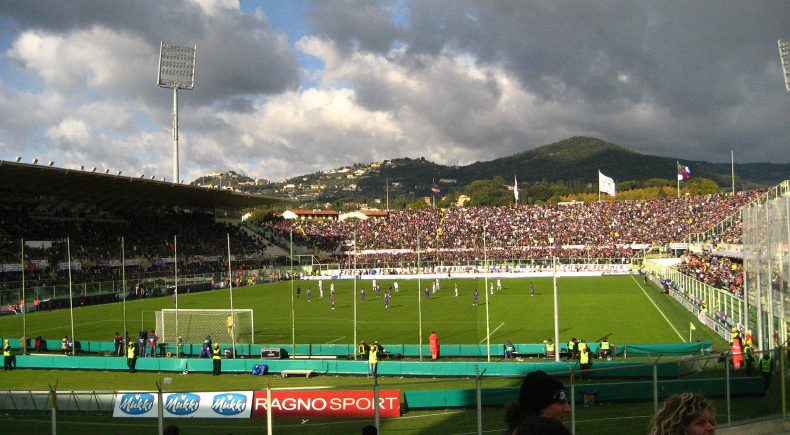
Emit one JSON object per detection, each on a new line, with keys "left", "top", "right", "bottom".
{"left": 21, "top": 238, "right": 26, "bottom": 354}
{"left": 174, "top": 235, "right": 178, "bottom": 345}
{"left": 289, "top": 229, "right": 295, "bottom": 359}
{"left": 67, "top": 237, "right": 75, "bottom": 356}
{"left": 676, "top": 161, "right": 680, "bottom": 198}
{"left": 417, "top": 230, "right": 423, "bottom": 362}
{"left": 483, "top": 225, "right": 491, "bottom": 362}
{"left": 597, "top": 170, "right": 601, "bottom": 202}
{"left": 121, "top": 236, "right": 127, "bottom": 342}
{"left": 353, "top": 233, "right": 357, "bottom": 360}
{"left": 227, "top": 233, "right": 236, "bottom": 358}
{"left": 731, "top": 150, "right": 735, "bottom": 196}
{"left": 553, "top": 255, "right": 560, "bottom": 362}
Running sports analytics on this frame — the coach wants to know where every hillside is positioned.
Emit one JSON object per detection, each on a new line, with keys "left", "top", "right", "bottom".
{"left": 193, "top": 137, "right": 790, "bottom": 203}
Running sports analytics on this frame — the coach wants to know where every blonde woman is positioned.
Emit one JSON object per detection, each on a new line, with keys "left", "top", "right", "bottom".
{"left": 649, "top": 393, "right": 716, "bottom": 435}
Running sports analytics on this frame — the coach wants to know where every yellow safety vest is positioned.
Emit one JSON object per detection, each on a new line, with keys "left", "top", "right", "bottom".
{"left": 127, "top": 345, "right": 135, "bottom": 358}
{"left": 601, "top": 341, "right": 610, "bottom": 350}
{"left": 760, "top": 357, "right": 772, "bottom": 373}
{"left": 3, "top": 345, "right": 11, "bottom": 357}
{"left": 369, "top": 345, "right": 379, "bottom": 363}
{"left": 213, "top": 347, "right": 221, "bottom": 360}
{"left": 580, "top": 350, "right": 589, "bottom": 365}
{"left": 546, "top": 343, "right": 555, "bottom": 352}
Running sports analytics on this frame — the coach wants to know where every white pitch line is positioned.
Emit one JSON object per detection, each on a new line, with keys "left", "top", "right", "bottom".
{"left": 479, "top": 322, "right": 505, "bottom": 344}
{"left": 324, "top": 336, "right": 346, "bottom": 344}
{"left": 631, "top": 274, "right": 685, "bottom": 342}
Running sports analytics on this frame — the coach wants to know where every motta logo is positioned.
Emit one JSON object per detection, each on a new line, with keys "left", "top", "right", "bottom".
{"left": 118, "top": 393, "right": 155, "bottom": 415}
{"left": 164, "top": 393, "right": 201, "bottom": 416}
{"left": 211, "top": 393, "right": 248, "bottom": 416}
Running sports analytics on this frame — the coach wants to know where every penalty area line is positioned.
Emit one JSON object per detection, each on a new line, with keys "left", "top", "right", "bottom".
{"left": 479, "top": 322, "right": 505, "bottom": 344}
{"left": 324, "top": 336, "right": 346, "bottom": 344}
{"left": 630, "top": 274, "right": 685, "bottom": 342}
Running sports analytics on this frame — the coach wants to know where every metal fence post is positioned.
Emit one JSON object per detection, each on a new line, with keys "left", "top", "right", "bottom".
{"left": 570, "top": 368, "right": 576, "bottom": 435}
{"left": 724, "top": 353, "right": 731, "bottom": 426}
{"left": 374, "top": 374, "right": 380, "bottom": 432}
{"left": 476, "top": 369, "right": 483, "bottom": 435}
{"left": 49, "top": 383, "right": 57, "bottom": 435}
{"left": 653, "top": 360, "right": 658, "bottom": 413}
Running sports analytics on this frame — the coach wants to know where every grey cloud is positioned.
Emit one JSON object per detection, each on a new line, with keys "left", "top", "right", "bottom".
{"left": 306, "top": 0, "right": 401, "bottom": 53}
{"left": 1, "top": 0, "right": 300, "bottom": 104}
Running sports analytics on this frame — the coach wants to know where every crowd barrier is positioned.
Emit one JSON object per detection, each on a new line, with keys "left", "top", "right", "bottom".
{"left": 13, "top": 354, "right": 694, "bottom": 378}
{"left": 2, "top": 337, "right": 712, "bottom": 359}
{"left": 403, "top": 377, "right": 764, "bottom": 409}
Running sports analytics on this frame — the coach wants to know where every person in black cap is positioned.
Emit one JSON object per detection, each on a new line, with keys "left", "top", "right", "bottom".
{"left": 503, "top": 370, "right": 570, "bottom": 434}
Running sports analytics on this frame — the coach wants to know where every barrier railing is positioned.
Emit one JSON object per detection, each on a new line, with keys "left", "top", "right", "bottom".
{"left": 0, "top": 348, "right": 786, "bottom": 435}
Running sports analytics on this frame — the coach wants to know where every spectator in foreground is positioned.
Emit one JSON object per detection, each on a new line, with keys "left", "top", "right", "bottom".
{"left": 648, "top": 392, "right": 715, "bottom": 435}
{"left": 503, "top": 370, "right": 570, "bottom": 434}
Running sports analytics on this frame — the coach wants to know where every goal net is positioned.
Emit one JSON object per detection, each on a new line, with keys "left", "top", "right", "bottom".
{"left": 155, "top": 309, "right": 254, "bottom": 344}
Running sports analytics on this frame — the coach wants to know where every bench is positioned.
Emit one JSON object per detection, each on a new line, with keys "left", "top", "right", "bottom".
{"left": 280, "top": 369, "right": 316, "bottom": 378}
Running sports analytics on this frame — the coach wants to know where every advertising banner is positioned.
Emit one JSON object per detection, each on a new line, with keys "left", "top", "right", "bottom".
{"left": 113, "top": 391, "right": 252, "bottom": 418}
{"left": 251, "top": 390, "right": 400, "bottom": 419}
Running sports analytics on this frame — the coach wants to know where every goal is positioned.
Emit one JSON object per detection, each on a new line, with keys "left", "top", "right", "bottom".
{"left": 155, "top": 309, "right": 254, "bottom": 344}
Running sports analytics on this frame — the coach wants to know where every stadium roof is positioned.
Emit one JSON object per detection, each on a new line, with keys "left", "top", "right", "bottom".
{"left": 0, "top": 160, "right": 286, "bottom": 213}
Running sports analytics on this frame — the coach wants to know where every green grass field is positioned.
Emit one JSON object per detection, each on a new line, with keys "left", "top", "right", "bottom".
{"left": 0, "top": 275, "right": 721, "bottom": 347}
{"left": 0, "top": 275, "right": 765, "bottom": 434}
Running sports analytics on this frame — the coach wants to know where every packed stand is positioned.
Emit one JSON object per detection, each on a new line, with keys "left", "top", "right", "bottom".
{"left": 676, "top": 252, "right": 744, "bottom": 296}
{"left": 266, "top": 191, "right": 759, "bottom": 265}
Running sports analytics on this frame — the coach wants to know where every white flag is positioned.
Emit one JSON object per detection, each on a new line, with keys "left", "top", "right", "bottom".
{"left": 598, "top": 171, "right": 616, "bottom": 196}
{"left": 513, "top": 176, "right": 519, "bottom": 201}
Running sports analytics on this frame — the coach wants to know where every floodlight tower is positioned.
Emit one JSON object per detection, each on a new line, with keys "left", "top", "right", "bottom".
{"left": 157, "top": 42, "right": 196, "bottom": 184}
{"left": 779, "top": 39, "right": 790, "bottom": 92}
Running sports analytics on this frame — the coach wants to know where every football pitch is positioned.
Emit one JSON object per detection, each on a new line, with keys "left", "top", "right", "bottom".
{"left": 1, "top": 275, "right": 719, "bottom": 347}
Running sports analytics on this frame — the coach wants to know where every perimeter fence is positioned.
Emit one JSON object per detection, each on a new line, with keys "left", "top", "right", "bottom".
{"left": 1, "top": 349, "right": 788, "bottom": 434}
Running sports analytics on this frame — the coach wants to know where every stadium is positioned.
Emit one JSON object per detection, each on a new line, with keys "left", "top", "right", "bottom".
{"left": 2, "top": 4, "right": 790, "bottom": 434}
{"left": 1, "top": 157, "right": 789, "bottom": 435}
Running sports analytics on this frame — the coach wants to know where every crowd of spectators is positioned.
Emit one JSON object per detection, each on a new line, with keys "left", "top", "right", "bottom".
{"left": 676, "top": 252, "right": 744, "bottom": 296}
{"left": 267, "top": 191, "right": 760, "bottom": 265}
{"left": 0, "top": 210, "right": 275, "bottom": 295}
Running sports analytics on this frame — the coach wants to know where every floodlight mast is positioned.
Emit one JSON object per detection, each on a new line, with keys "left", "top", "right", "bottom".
{"left": 779, "top": 39, "right": 790, "bottom": 92}
{"left": 157, "top": 42, "right": 196, "bottom": 184}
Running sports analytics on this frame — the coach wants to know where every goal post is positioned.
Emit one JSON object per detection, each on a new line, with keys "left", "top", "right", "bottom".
{"left": 155, "top": 309, "right": 254, "bottom": 344}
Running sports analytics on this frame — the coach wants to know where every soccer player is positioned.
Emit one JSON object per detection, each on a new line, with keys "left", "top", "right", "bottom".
{"left": 497, "top": 279, "right": 502, "bottom": 291}
{"left": 360, "top": 288, "right": 366, "bottom": 301}
{"left": 384, "top": 290, "right": 390, "bottom": 308}
{"left": 454, "top": 283, "right": 459, "bottom": 297}
{"left": 394, "top": 281, "right": 399, "bottom": 292}
{"left": 318, "top": 279, "right": 324, "bottom": 299}
{"left": 473, "top": 289, "right": 479, "bottom": 306}
{"left": 307, "top": 287, "right": 312, "bottom": 302}
{"left": 531, "top": 281, "right": 536, "bottom": 297}
{"left": 490, "top": 282, "right": 494, "bottom": 295}
{"left": 330, "top": 291, "right": 336, "bottom": 310}
{"left": 424, "top": 287, "right": 430, "bottom": 299}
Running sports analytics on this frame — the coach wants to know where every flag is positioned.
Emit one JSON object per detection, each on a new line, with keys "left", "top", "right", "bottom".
{"left": 677, "top": 162, "right": 691, "bottom": 181}
{"left": 513, "top": 176, "right": 519, "bottom": 201}
{"left": 690, "top": 322, "right": 696, "bottom": 331}
{"left": 598, "top": 171, "right": 616, "bottom": 196}
{"left": 431, "top": 181, "right": 441, "bottom": 196}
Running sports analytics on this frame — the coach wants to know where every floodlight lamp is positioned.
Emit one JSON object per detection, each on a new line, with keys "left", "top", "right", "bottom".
{"left": 117, "top": 170, "right": 122, "bottom": 176}
{"left": 779, "top": 39, "right": 790, "bottom": 92}
{"left": 151, "top": 175, "right": 155, "bottom": 180}
{"left": 157, "top": 42, "right": 197, "bottom": 90}
{"left": 15, "top": 156, "right": 21, "bottom": 162}
{"left": 105, "top": 169, "right": 110, "bottom": 174}
{"left": 48, "top": 161, "right": 54, "bottom": 166}
{"left": 140, "top": 173, "right": 145, "bottom": 178}
{"left": 91, "top": 167, "right": 97, "bottom": 172}
{"left": 80, "top": 165, "right": 85, "bottom": 170}
{"left": 32, "top": 158, "right": 38, "bottom": 164}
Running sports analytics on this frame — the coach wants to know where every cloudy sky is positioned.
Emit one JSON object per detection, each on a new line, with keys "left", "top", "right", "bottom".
{"left": 1, "top": 1, "right": 788, "bottom": 183}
